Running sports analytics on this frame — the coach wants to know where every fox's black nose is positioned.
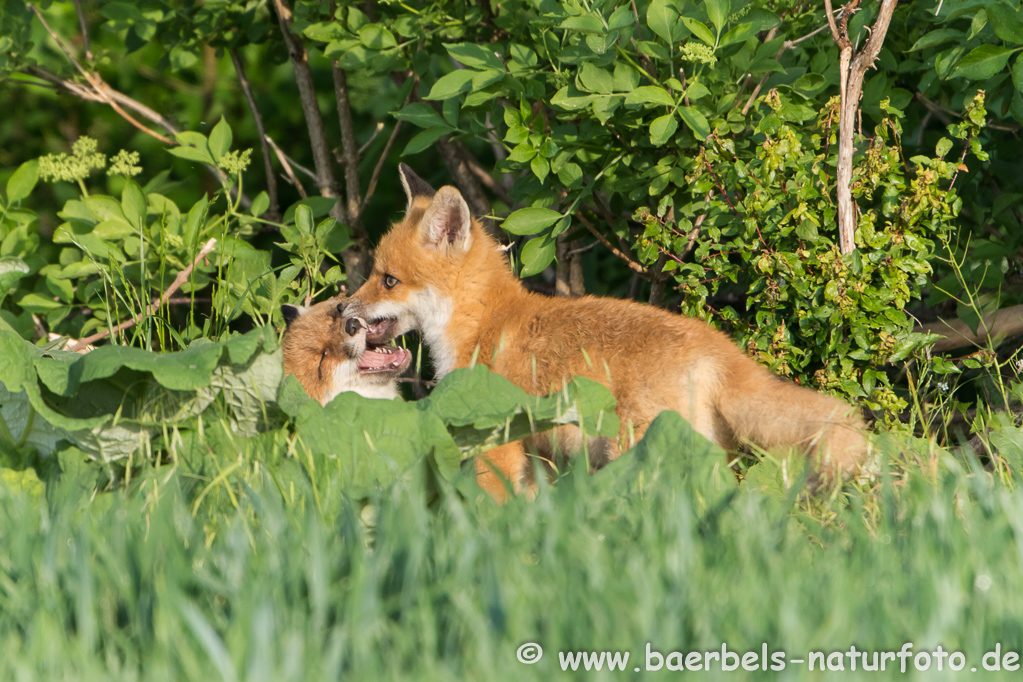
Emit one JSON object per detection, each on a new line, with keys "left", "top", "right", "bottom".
{"left": 344, "top": 318, "right": 361, "bottom": 336}
{"left": 336, "top": 301, "right": 346, "bottom": 316}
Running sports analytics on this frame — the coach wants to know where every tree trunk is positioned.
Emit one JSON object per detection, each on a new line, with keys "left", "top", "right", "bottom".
{"left": 825, "top": 0, "right": 899, "bottom": 254}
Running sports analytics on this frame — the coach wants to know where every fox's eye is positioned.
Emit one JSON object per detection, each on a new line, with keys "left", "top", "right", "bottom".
{"left": 383, "top": 274, "right": 399, "bottom": 289}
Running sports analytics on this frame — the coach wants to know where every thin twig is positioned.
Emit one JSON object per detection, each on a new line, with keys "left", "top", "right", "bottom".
{"left": 265, "top": 135, "right": 309, "bottom": 199}
{"left": 71, "top": 239, "right": 217, "bottom": 351}
{"left": 19, "top": 58, "right": 249, "bottom": 208}
{"left": 264, "top": 137, "right": 318, "bottom": 181}
{"left": 71, "top": 0, "right": 92, "bottom": 61}
{"left": 231, "top": 49, "right": 279, "bottom": 220}
{"left": 741, "top": 22, "right": 832, "bottom": 116}
{"left": 575, "top": 211, "right": 648, "bottom": 276}
{"left": 356, "top": 122, "right": 385, "bottom": 156}
{"left": 27, "top": 3, "right": 173, "bottom": 144}
{"left": 357, "top": 119, "right": 405, "bottom": 220}
{"left": 464, "top": 154, "right": 513, "bottom": 206}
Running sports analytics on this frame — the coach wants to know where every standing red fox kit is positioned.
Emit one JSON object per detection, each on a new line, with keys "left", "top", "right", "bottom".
{"left": 349, "top": 164, "right": 868, "bottom": 501}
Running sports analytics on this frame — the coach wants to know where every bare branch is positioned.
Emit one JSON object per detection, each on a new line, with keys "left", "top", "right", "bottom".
{"left": 823, "top": 0, "right": 846, "bottom": 46}
{"left": 27, "top": 3, "right": 173, "bottom": 144}
{"left": 555, "top": 234, "right": 586, "bottom": 297}
{"left": 71, "top": 0, "right": 92, "bottom": 61}
{"left": 741, "top": 22, "right": 832, "bottom": 116}
{"left": 71, "top": 239, "right": 218, "bottom": 351}
{"left": 916, "top": 303, "right": 1023, "bottom": 353}
{"left": 357, "top": 119, "right": 405, "bottom": 220}
{"left": 231, "top": 49, "right": 279, "bottom": 220}
{"left": 330, "top": 65, "right": 363, "bottom": 225}
{"left": 575, "top": 212, "right": 648, "bottom": 276}
{"left": 265, "top": 135, "right": 309, "bottom": 199}
{"left": 271, "top": 0, "right": 340, "bottom": 201}
{"left": 464, "top": 153, "right": 513, "bottom": 206}
{"left": 330, "top": 64, "right": 371, "bottom": 285}
{"left": 356, "top": 122, "right": 385, "bottom": 156}
{"left": 828, "top": 0, "right": 898, "bottom": 255}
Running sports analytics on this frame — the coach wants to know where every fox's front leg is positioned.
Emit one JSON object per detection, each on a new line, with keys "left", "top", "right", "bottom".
{"left": 475, "top": 441, "right": 531, "bottom": 503}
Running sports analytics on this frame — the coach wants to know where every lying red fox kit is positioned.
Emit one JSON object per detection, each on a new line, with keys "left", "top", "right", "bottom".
{"left": 281, "top": 297, "right": 410, "bottom": 403}
{"left": 348, "top": 165, "right": 868, "bottom": 501}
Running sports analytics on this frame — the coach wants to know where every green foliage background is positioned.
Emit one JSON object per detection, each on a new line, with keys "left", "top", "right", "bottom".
{"left": 3, "top": 1, "right": 1023, "bottom": 675}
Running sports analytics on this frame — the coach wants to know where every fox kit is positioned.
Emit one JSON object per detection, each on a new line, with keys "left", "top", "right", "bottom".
{"left": 281, "top": 297, "right": 411, "bottom": 403}
{"left": 350, "top": 165, "right": 868, "bottom": 501}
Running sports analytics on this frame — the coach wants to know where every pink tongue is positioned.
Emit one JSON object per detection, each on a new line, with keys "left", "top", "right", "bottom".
{"left": 358, "top": 347, "right": 409, "bottom": 370}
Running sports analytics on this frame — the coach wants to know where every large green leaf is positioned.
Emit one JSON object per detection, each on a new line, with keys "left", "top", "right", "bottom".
{"left": 0, "top": 257, "right": 29, "bottom": 307}
{"left": 295, "top": 394, "right": 459, "bottom": 496}
{"left": 208, "top": 118, "right": 233, "bottom": 162}
{"left": 425, "top": 70, "right": 476, "bottom": 101}
{"left": 421, "top": 365, "right": 619, "bottom": 457}
{"left": 502, "top": 207, "right": 562, "bottom": 236}
{"left": 625, "top": 86, "right": 675, "bottom": 107}
{"left": 5, "top": 159, "right": 38, "bottom": 204}
{"left": 445, "top": 43, "right": 504, "bottom": 71}
{"left": 392, "top": 102, "right": 448, "bottom": 129}
{"left": 706, "top": 0, "right": 730, "bottom": 35}
{"left": 647, "top": 0, "right": 681, "bottom": 44}
{"left": 519, "top": 234, "right": 556, "bottom": 277}
{"left": 650, "top": 113, "right": 679, "bottom": 145}
{"left": 678, "top": 106, "right": 711, "bottom": 139}
{"left": 950, "top": 45, "right": 1020, "bottom": 80}
{"left": 987, "top": 2, "right": 1023, "bottom": 44}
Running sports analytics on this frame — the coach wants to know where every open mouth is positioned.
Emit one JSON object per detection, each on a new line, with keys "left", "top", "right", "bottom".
{"left": 366, "top": 317, "right": 398, "bottom": 344}
{"left": 357, "top": 341, "right": 411, "bottom": 375}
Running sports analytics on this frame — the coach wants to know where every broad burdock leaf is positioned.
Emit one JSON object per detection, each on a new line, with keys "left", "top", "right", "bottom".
{"left": 579, "top": 62, "right": 614, "bottom": 94}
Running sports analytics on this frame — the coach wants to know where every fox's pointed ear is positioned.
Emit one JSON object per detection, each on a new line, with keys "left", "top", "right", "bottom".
{"left": 419, "top": 186, "right": 472, "bottom": 253}
{"left": 281, "top": 304, "right": 307, "bottom": 327}
{"left": 399, "top": 163, "right": 436, "bottom": 212}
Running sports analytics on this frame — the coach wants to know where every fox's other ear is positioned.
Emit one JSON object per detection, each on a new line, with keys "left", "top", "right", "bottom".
{"left": 281, "top": 304, "right": 307, "bottom": 327}
{"left": 419, "top": 186, "right": 472, "bottom": 253}
{"left": 399, "top": 163, "right": 436, "bottom": 212}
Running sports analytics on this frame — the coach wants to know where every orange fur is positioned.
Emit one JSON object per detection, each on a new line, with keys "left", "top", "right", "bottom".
{"left": 281, "top": 297, "right": 410, "bottom": 403}
{"left": 351, "top": 168, "right": 869, "bottom": 501}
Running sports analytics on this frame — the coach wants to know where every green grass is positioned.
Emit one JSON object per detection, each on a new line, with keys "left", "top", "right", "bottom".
{"left": 1, "top": 412, "right": 1022, "bottom": 680}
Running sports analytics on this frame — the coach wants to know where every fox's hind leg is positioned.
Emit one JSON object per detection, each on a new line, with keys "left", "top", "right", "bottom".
{"left": 475, "top": 441, "right": 530, "bottom": 503}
